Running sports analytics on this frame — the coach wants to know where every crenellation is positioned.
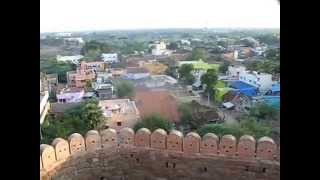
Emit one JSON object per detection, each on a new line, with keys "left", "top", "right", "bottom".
{"left": 200, "top": 133, "right": 219, "bottom": 155}
{"left": 151, "top": 128, "right": 167, "bottom": 149}
{"left": 219, "top": 135, "right": 237, "bottom": 156}
{"left": 167, "top": 130, "right": 183, "bottom": 152}
{"left": 256, "top": 137, "right": 277, "bottom": 160}
{"left": 100, "top": 128, "right": 118, "bottom": 148}
{"left": 135, "top": 128, "right": 151, "bottom": 147}
{"left": 237, "top": 135, "right": 256, "bottom": 159}
{"left": 52, "top": 138, "right": 70, "bottom": 161}
{"left": 41, "top": 128, "right": 280, "bottom": 180}
{"left": 40, "top": 144, "right": 56, "bottom": 169}
{"left": 85, "top": 130, "right": 101, "bottom": 152}
{"left": 183, "top": 132, "right": 201, "bottom": 153}
{"left": 68, "top": 133, "right": 85, "bottom": 154}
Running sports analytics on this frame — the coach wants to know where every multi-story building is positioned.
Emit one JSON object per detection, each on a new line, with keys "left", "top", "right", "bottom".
{"left": 101, "top": 53, "right": 119, "bottom": 63}
{"left": 40, "top": 79, "right": 50, "bottom": 125}
{"left": 99, "top": 99, "right": 140, "bottom": 131}
{"left": 84, "top": 61, "right": 106, "bottom": 72}
{"left": 239, "top": 71, "right": 273, "bottom": 91}
{"left": 56, "top": 55, "right": 83, "bottom": 64}
{"left": 67, "top": 61, "right": 96, "bottom": 88}
{"left": 227, "top": 65, "right": 246, "bottom": 78}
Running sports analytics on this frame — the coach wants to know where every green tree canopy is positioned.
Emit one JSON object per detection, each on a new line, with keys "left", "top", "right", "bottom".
{"left": 115, "top": 80, "right": 135, "bottom": 98}
{"left": 200, "top": 69, "right": 218, "bottom": 93}
{"left": 41, "top": 100, "right": 104, "bottom": 144}
{"left": 197, "top": 118, "right": 272, "bottom": 139}
{"left": 249, "top": 103, "right": 279, "bottom": 121}
{"left": 189, "top": 48, "right": 207, "bottom": 61}
{"left": 40, "top": 59, "right": 75, "bottom": 83}
{"left": 178, "top": 64, "right": 195, "bottom": 84}
{"left": 219, "top": 61, "right": 231, "bottom": 74}
{"left": 134, "top": 113, "right": 174, "bottom": 132}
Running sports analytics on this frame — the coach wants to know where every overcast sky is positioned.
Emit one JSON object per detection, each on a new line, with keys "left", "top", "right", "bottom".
{"left": 40, "top": 0, "right": 280, "bottom": 33}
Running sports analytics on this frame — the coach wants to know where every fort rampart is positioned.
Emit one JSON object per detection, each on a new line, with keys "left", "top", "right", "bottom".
{"left": 40, "top": 128, "right": 280, "bottom": 180}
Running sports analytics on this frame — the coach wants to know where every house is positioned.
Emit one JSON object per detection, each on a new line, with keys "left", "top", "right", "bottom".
{"left": 149, "top": 41, "right": 172, "bottom": 56}
{"left": 134, "top": 89, "right": 180, "bottom": 123}
{"left": 99, "top": 99, "right": 140, "bottom": 131}
{"left": 110, "top": 68, "right": 125, "bottom": 78}
{"left": 56, "top": 55, "right": 83, "bottom": 64}
{"left": 177, "top": 60, "right": 219, "bottom": 80}
{"left": 239, "top": 71, "right": 273, "bottom": 91}
{"left": 84, "top": 61, "right": 106, "bottom": 72}
{"left": 93, "top": 76, "right": 114, "bottom": 100}
{"left": 123, "top": 67, "right": 150, "bottom": 80}
{"left": 101, "top": 53, "right": 119, "bottom": 63}
{"left": 136, "top": 75, "right": 178, "bottom": 88}
{"left": 67, "top": 61, "right": 96, "bottom": 88}
{"left": 223, "top": 91, "right": 252, "bottom": 112}
{"left": 227, "top": 65, "right": 246, "bottom": 78}
{"left": 56, "top": 88, "right": 85, "bottom": 103}
{"left": 229, "top": 80, "right": 258, "bottom": 97}
{"left": 40, "top": 80, "right": 50, "bottom": 125}
{"left": 63, "top": 37, "right": 84, "bottom": 45}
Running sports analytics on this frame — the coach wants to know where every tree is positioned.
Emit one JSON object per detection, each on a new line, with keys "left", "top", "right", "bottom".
{"left": 167, "top": 42, "right": 179, "bottom": 50}
{"left": 41, "top": 100, "right": 104, "bottom": 144}
{"left": 219, "top": 61, "right": 231, "bottom": 74}
{"left": 249, "top": 103, "right": 279, "bottom": 121}
{"left": 134, "top": 113, "right": 174, "bottom": 132}
{"left": 80, "top": 100, "right": 104, "bottom": 129}
{"left": 189, "top": 48, "right": 207, "bottom": 61}
{"left": 265, "top": 48, "right": 280, "bottom": 61}
{"left": 201, "top": 69, "right": 218, "bottom": 93}
{"left": 178, "top": 64, "right": 195, "bottom": 84}
{"left": 197, "top": 118, "right": 272, "bottom": 139}
{"left": 40, "top": 59, "right": 75, "bottom": 83}
{"left": 115, "top": 80, "right": 135, "bottom": 98}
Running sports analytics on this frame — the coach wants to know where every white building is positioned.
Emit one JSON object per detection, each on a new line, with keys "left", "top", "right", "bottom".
{"left": 101, "top": 53, "right": 119, "bottom": 63}
{"left": 63, "top": 37, "right": 84, "bottom": 44}
{"left": 56, "top": 88, "right": 85, "bottom": 103}
{"left": 150, "top": 41, "right": 171, "bottom": 56}
{"left": 239, "top": 71, "right": 273, "bottom": 91}
{"left": 56, "top": 32, "right": 72, "bottom": 37}
{"left": 227, "top": 65, "right": 246, "bottom": 78}
{"left": 56, "top": 55, "right": 83, "bottom": 64}
{"left": 180, "top": 39, "right": 191, "bottom": 46}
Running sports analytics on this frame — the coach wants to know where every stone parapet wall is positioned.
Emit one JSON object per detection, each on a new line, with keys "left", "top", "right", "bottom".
{"left": 41, "top": 127, "right": 280, "bottom": 180}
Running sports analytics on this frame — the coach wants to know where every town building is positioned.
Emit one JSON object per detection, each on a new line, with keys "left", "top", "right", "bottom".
{"left": 84, "top": 61, "right": 106, "bottom": 72}
{"left": 40, "top": 79, "right": 50, "bottom": 125}
{"left": 134, "top": 89, "right": 180, "bottom": 123}
{"left": 239, "top": 71, "right": 273, "bottom": 91}
{"left": 56, "top": 88, "right": 85, "bottom": 103}
{"left": 123, "top": 67, "right": 150, "bottom": 80}
{"left": 93, "top": 74, "right": 114, "bottom": 100}
{"left": 67, "top": 61, "right": 96, "bottom": 88}
{"left": 99, "top": 99, "right": 140, "bottom": 131}
{"left": 56, "top": 55, "right": 83, "bottom": 64}
{"left": 227, "top": 65, "right": 246, "bottom": 78}
{"left": 49, "top": 102, "right": 81, "bottom": 119}
{"left": 63, "top": 37, "right": 84, "bottom": 45}
{"left": 101, "top": 53, "right": 119, "bottom": 63}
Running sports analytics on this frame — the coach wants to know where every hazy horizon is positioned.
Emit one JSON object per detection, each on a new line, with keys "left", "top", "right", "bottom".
{"left": 41, "top": 0, "right": 280, "bottom": 33}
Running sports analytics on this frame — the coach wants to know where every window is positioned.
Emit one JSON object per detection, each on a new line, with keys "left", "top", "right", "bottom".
{"left": 117, "top": 122, "right": 122, "bottom": 126}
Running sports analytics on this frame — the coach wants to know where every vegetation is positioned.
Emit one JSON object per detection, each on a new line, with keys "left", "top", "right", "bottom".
{"left": 197, "top": 118, "right": 272, "bottom": 139}
{"left": 200, "top": 69, "right": 218, "bottom": 96}
{"left": 249, "top": 103, "right": 279, "bottom": 121}
{"left": 265, "top": 48, "right": 280, "bottom": 61}
{"left": 188, "top": 48, "right": 207, "bottom": 61}
{"left": 178, "top": 64, "right": 195, "bottom": 84}
{"left": 40, "top": 59, "right": 75, "bottom": 83}
{"left": 115, "top": 80, "right": 135, "bottom": 98}
{"left": 219, "top": 61, "right": 231, "bottom": 73}
{"left": 41, "top": 100, "right": 104, "bottom": 144}
{"left": 81, "top": 40, "right": 114, "bottom": 59}
{"left": 134, "top": 113, "right": 174, "bottom": 132}
{"left": 245, "top": 60, "right": 280, "bottom": 74}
